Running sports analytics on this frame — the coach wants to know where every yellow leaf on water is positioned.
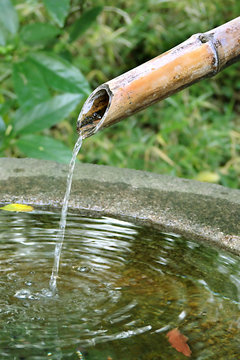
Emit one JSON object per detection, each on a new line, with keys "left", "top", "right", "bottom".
{"left": 0, "top": 203, "right": 34, "bottom": 212}
{"left": 194, "top": 171, "right": 220, "bottom": 183}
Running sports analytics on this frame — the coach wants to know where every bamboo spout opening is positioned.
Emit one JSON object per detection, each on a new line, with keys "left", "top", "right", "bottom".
{"left": 77, "top": 87, "right": 111, "bottom": 138}
{"left": 77, "top": 17, "right": 240, "bottom": 139}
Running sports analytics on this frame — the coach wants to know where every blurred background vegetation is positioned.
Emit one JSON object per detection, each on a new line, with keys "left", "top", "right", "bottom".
{"left": 0, "top": 0, "right": 239, "bottom": 188}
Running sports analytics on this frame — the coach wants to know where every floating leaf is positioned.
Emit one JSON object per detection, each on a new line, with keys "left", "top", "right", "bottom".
{"left": 167, "top": 328, "right": 192, "bottom": 357}
{"left": 0, "top": 203, "right": 34, "bottom": 212}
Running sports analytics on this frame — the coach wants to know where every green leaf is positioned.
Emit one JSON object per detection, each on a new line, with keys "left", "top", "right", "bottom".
{"left": 0, "top": 116, "right": 6, "bottom": 133}
{"left": 20, "top": 23, "right": 60, "bottom": 46}
{"left": 0, "top": 99, "right": 14, "bottom": 116}
{"left": 43, "top": 0, "right": 70, "bottom": 27}
{"left": 69, "top": 6, "right": 103, "bottom": 43}
{"left": 13, "top": 59, "right": 50, "bottom": 109}
{"left": 0, "top": 0, "right": 18, "bottom": 45}
{"left": 16, "top": 134, "right": 74, "bottom": 163}
{"left": 13, "top": 93, "right": 82, "bottom": 134}
{"left": 29, "top": 52, "right": 90, "bottom": 95}
{"left": 0, "top": 26, "right": 8, "bottom": 46}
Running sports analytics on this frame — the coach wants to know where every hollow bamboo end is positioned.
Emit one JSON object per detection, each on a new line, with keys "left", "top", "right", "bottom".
{"left": 77, "top": 16, "right": 240, "bottom": 139}
{"left": 77, "top": 85, "right": 112, "bottom": 138}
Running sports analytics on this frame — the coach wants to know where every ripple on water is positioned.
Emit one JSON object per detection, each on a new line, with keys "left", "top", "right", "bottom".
{"left": 0, "top": 208, "right": 239, "bottom": 359}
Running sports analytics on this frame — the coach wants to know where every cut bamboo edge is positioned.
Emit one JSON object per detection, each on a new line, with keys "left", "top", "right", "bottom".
{"left": 77, "top": 17, "right": 240, "bottom": 138}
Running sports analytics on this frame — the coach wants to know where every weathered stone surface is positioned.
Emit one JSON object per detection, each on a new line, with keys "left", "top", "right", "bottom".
{"left": 0, "top": 158, "right": 239, "bottom": 253}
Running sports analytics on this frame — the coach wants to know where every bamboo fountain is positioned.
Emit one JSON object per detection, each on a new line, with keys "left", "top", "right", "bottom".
{"left": 0, "top": 17, "right": 239, "bottom": 256}
{"left": 77, "top": 17, "right": 240, "bottom": 138}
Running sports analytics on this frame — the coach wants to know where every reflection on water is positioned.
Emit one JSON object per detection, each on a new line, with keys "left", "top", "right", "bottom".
{"left": 0, "top": 208, "right": 240, "bottom": 359}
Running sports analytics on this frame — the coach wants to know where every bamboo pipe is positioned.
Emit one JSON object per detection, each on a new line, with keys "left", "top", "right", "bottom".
{"left": 77, "top": 17, "right": 240, "bottom": 138}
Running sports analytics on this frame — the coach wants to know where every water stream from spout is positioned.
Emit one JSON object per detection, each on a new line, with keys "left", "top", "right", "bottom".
{"left": 49, "top": 135, "right": 83, "bottom": 294}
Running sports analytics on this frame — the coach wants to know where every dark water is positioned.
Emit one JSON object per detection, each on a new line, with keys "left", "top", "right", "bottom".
{"left": 0, "top": 208, "right": 239, "bottom": 359}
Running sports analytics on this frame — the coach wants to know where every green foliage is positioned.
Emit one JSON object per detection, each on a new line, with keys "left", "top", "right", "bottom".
{"left": 29, "top": 52, "right": 90, "bottom": 95}
{"left": 0, "top": 0, "right": 97, "bottom": 163}
{"left": 20, "top": 23, "right": 60, "bottom": 46}
{"left": 0, "top": 0, "right": 239, "bottom": 187}
{"left": 42, "top": 0, "right": 70, "bottom": 27}
{"left": 16, "top": 134, "right": 73, "bottom": 163}
{"left": 13, "top": 93, "right": 83, "bottom": 134}
{"left": 0, "top": 116, "right": 6, "bottom": 133}
{"left": 0, "top": 0, "right": 18, "bottom": 45}
{"left": 12, "top": 59, "right": 50, "bottom": 108}
{"left": 68, "top": 6, "right": 103, "bottom": 43}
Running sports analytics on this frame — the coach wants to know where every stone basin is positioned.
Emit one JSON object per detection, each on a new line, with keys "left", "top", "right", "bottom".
{"left": 0, "top": 157, "right": 239, "bottom": 254}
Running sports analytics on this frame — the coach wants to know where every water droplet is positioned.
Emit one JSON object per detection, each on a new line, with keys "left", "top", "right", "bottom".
{"left": 77, "top": 266, "right": 89, "bottom": 273}
{"left": 25, "top": 281, "right": 32, "bottom": 286}
{"left": 41, "top": 288, "right": 55, "bottom": 298}
{"left": 14, "top": 289, "right": 31, "bottom": 299}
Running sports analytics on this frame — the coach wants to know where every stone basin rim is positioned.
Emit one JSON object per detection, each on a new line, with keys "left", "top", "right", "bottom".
{"left": 0, "top": 158, "right": 239, "bottom": 254}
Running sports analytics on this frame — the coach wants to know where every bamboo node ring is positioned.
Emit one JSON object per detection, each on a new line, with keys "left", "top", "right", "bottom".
{"left": 198, "top": 33, "right": 220, "bottom": 75}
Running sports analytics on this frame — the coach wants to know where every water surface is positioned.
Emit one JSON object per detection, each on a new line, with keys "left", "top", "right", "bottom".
{"left": 0, "top": 209, "right": 239, "bottom": 359}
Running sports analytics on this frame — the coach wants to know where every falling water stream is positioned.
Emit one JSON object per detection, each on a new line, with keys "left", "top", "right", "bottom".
{"left": 49, "top": 135, "right": 83, "bottom": 294}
